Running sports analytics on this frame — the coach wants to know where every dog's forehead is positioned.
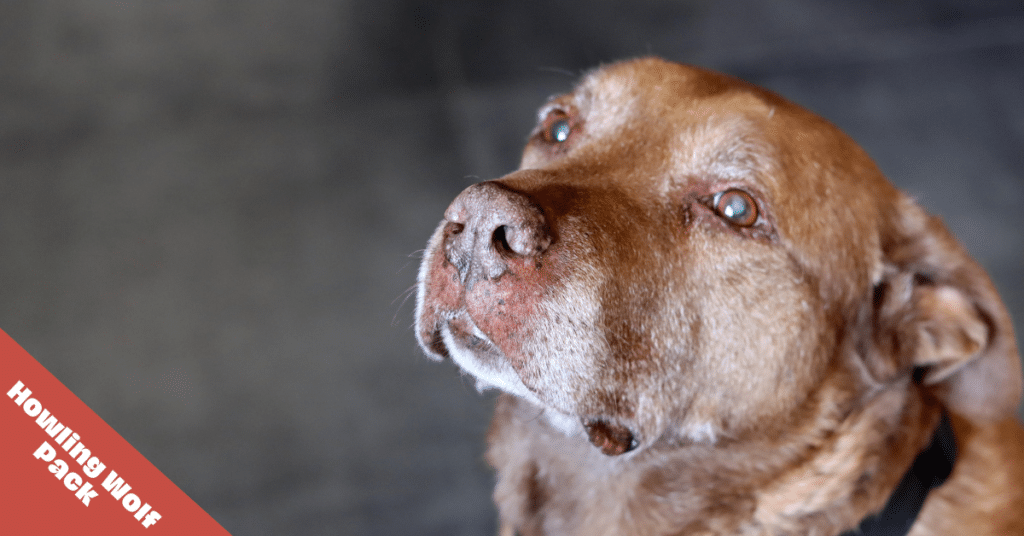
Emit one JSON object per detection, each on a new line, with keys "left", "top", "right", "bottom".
{"left": 577, "top": 61, "right": 779, "bottom": 178}
{"left": 573, "top": 58, "right": 891, "bottom": 290}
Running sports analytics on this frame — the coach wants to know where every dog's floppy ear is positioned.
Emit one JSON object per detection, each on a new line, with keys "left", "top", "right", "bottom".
{"left": 871, "top": 194, "right": 1022, "bottom": 420}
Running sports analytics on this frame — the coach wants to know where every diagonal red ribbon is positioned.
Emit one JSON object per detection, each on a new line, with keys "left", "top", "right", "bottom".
{"left": 0, "top": 329, "right": 232, "bottom": 535}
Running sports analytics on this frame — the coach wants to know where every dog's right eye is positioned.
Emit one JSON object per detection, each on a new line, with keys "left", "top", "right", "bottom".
{"left": 548, "top": 119, "right": 571, "bottom": 143}
{"left": 540, "top": 110, "right": 574, "bottom": 144}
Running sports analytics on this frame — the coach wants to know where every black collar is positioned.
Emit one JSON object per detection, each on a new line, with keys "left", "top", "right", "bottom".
{"left": 839, "top": 412, "right": 957, "bottom": 536}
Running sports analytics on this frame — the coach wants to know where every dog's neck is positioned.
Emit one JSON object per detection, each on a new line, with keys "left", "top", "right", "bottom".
{"left": 839, "top": 411, "right": 956, "bottom": 536}
{"left": 491, "top": 382, "right": 947, "bottom": 535}
{"left": 743, "top": 383, "right": 942, "bottom": 535}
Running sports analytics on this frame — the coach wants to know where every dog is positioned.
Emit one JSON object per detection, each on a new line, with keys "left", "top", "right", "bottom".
{"left": 414, "top": 57, "right": 1024, "bottom": 535}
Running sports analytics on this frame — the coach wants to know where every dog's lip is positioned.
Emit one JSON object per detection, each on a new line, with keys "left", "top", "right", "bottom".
{"left": 419, "top": 306, "right": 497, "bottom": 362}
{"left": 440, "top": 314, "right": 505, "bottom": 370}
{"left": 445, "top": 315, "right": 496, "bottom": 354}
{"left": 439, "top": 313, "right": 512, "bottom": 371}
{"left": 436, "top": 313, "right": 551, "bottom": 404}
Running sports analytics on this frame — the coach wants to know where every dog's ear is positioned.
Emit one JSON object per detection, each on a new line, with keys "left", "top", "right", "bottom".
{"left": 870, "top": 195, "right": 1022, "bottom": 420}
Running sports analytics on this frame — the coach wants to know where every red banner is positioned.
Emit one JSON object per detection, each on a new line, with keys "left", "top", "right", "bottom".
{"left": 0, "top": 329, "right": 231, "bottom": 535}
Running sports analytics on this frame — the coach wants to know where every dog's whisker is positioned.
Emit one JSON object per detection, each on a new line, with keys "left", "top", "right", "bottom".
{"left": 390, "top": 285, "right": 418, "bottom": 326}
{"left": 536, "top": 65, "right": 577, "bottom": 78}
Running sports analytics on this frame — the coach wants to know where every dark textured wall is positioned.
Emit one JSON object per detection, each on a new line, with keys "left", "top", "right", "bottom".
{"left": 1, "top": 1, "right": 1022, "bottom": 534}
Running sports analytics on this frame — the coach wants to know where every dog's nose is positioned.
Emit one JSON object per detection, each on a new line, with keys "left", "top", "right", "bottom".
{"left": 442, "top": 181, "right": 551, "bottom": 283}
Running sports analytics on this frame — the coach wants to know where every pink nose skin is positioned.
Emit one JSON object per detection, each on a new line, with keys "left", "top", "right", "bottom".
{"left": 442, "top": 181, "right": 552, "bottom": 287}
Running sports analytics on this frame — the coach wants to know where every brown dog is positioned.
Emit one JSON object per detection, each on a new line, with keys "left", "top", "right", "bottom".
{"left": 414, "top": 57, "right": 1024, "bottom": 535}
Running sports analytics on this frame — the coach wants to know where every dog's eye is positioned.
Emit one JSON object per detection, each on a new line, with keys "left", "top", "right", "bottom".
{"left": 713, "top": 189, "right": 758, "bottom": 227}
{"left": 549, "top": 120, "right": 571, "bottom": 142}
{"left": 540, "top": 110, "right": 573, "bottom": 144}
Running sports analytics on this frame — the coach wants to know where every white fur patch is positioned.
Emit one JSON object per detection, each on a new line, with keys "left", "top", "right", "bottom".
{"left": 678, "top": 421, "right": 719, "bottom": 445}
{"left": 542, "top": 408, "right": 584, "bottom": 436}
{"left": 440, "top": 323, "right": 545, "bottom": 407}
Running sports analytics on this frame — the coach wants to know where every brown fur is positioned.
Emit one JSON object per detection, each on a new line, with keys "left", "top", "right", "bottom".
{"left": 414, "top": 57, "right": 1024, "bottom": 535}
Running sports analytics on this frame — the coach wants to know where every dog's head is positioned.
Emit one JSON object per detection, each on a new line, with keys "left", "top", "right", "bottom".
{"left": 415, "top": 58, "right": 1021, "bottom": 456}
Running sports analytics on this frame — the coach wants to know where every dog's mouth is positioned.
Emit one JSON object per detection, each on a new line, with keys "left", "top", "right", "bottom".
{"left": 432, "top": 314, "right": 642, "bottom": 456}
{"left": 434, "top": 313, "right": 548, "bottom": 406}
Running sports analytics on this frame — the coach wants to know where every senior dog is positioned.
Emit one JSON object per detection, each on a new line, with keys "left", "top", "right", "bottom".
{"left": 415, "top": 57, "right": 1024, "bottom": 535}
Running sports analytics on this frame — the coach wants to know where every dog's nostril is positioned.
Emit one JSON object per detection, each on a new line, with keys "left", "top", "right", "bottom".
{"left": 492, "top": 226, "right": 512, "bottom": 253}
{"left": 445, "top": 221, "right": 465, "bottom": 236}
{"left": 443, "top": 181, "right": 552, "bottom": 271}
{"left": 493, "top": 223, "right": 553, "bottom": 257}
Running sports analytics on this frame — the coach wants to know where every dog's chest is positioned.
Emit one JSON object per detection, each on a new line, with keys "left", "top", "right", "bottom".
{"left": 489, "top": 398, "right": 761, "bottom": 535}
{"left": 494, "top": 450, "right": 765, "bottom": 535}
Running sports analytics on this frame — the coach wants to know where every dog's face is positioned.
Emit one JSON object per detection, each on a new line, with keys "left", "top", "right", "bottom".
{"left": 415, "top": 58, "right": 1020, "bottom": 456}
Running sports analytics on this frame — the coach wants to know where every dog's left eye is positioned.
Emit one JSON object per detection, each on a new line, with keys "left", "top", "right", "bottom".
{"left": 713, "top": 189, "right": 758, "bottom": 227}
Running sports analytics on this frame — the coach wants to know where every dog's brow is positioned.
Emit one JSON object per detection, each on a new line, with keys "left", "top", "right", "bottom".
{"left": 537, "top": 100, "right": 566, "bottom": 121}
{"left": 669, "top": 115, "right": 775, "bottom": 189}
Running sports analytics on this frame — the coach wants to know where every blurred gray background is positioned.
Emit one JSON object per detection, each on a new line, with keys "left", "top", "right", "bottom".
{"left": 1, "top": 1, "right": 1021, "bottom": 534}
